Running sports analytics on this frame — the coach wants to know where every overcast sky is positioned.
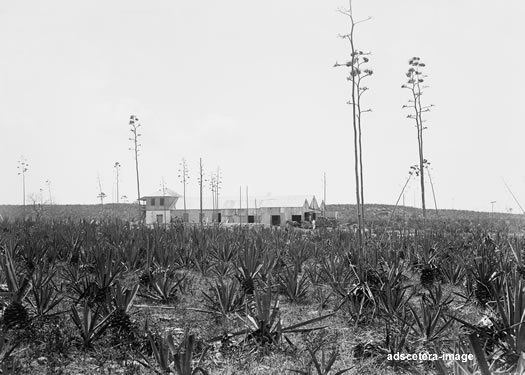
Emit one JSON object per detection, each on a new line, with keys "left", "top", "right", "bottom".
{"left": 2, "top": 1, "right": 525, "bottom": 212}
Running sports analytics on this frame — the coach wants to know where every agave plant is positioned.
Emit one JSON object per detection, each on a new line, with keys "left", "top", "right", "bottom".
{"left": 278, "top": 265, "right": 310, "bottom": 303}
{"left": 319, "top": 254, "right": 354, "bottom": 298}
{"left": 441, "top": 259, "right": 466, "bottom": 286}
{"left": 376, "top": 262, "right": 412, "bottom": 320}
{"left": 288, "top": 330, "right": 352, "bottom": 375}
{"left": 210, "top": 286, "right": 333, "bottom": 347}
{"left": 70, "top": 302, "right": 113, "bottom": 348}
{"left": 109, "top": 281, "right": 139, "bottom": 335}
{"left": 173, "top": 331, "right": 209, "bottom": 375}
{"left": 470, "top": 256, "right": 500, "bottom": 307}
{"left": 28, "top": 266, "right": 65, "bottom": 318}
{"left": 383, "top": 316, "right": 411, "bottom": 359}
{"left": 422, "top": 283, "right": 454, "bottom": 311}
{"left": 235, "top": 246, "right": 262, "bottom": 296}
{"left": 141, "top": 331, "right": 209, "bottom": 375}
{"left": 406, "top": 298, "right": 454, "bottom": 346}
{"left": 335, "top": 264, "right": 377, "bottom": 325}
{"left": 288, "top": 347, "right": 352, "bottom": 375}
{"left": 209, "top": 243, "right": 237, "bottom": 278}
{"left": 190, "top": 279, "right": 244, "bottom": 318}
{"left": 141, "top": 272, "right": 187, "bottom": 304}
{"left": 0, "top": 246, "right": 32, "bottom": 330}
{"left": 0, "top": 329, "right": 20, "bottom": 368}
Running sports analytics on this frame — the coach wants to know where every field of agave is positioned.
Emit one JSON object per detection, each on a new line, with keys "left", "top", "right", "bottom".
{"left": 0, "top": 216, "right": 525, "bottom": 374}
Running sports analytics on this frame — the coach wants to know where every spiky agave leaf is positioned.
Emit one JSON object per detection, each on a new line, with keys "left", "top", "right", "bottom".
{"left": 70, "top": 302, "right": 113, "bottom": 348}
{"left": 189, "top": 279, "right": 244, "bottom": 318}
{"left": 173, "top": 331, "right": 210, "bottom": 375}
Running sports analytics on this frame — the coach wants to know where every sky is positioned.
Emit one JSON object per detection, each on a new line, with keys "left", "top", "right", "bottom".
{"left": 1, "top": 1, "right": 525, "bottom": 212}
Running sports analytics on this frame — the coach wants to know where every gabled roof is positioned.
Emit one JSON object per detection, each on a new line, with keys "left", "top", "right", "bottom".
{"left": 310, "top": 196, "right": 320, "bottom": 210}
{"left": 140, "top": 188, "right": 181, "bottom": 200}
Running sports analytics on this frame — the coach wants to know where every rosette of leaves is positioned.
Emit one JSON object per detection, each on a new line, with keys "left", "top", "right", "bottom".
{"left": 189, "top": 279, "right": 244, "bottom": 319}
{"left": 471, "top": 255, "right": 499, "bottom": 307}
{"left": 335, "top": 264, "right": 377, "bottom": 325}
{"left": 406, "top": 298, "right": 453, "bottom": 346}
{"left": 70, "top": 302, "right": 113, "bottom": 348}
{"left": 277, "top": 265, "right": 310, "bottom": 303}
{"left": 140, "top": 271, "right": 186, "bottom": 304}
{"left": 28, "top": 265, "right": 65, "bottom": 318}
{"left": 289, "top": 330, "right": 352, "bottom": 375}
{"left": 209, "top": 286, "right": 333, "bottom": 347}
{"left": 414, "top": 246, "right": 442, "bottom": 289}
{"left": 140, "top": 330, "right": 209, "bottom": 375}
{"left": 109, "top": 282, "right": 139, "bottom": 337}
{"left": 235, "top": 246, "right": 262, "bottom": 296}
{"left": 0, "top": 247, "right": 32, "bottom": 330}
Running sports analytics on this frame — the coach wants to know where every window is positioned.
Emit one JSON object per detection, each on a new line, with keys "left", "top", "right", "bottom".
{"left": 248, "top": 215, "right": 255, "bottom": 223}
{"left": 159, "top": 198, "right": 165, "bottom": 206}
{"left": 150, "top": 198, "right": 156, "bottom": 206}
{"left": 156, "top": 214, "right": 163, "bottom": 224}
{"left": 271, "top": 215, "right": 281, "bottom": 226}
{"left": 291, "top": 215, "right": 302, "bottom": 223}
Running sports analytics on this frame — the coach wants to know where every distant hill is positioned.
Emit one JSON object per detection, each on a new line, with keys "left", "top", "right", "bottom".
{"left": 325, "top": 203, "right": 523, "bottom": 222}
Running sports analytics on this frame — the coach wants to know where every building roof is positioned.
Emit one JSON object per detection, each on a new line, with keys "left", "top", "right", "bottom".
{"left": 310, "top": 196, "right": 320, "bottom": 210}
{"left": 174, "top": 195, "right": 322, "bottom": 210}
{"left": 140, "top": 188, "right": 181, "bottom": 200}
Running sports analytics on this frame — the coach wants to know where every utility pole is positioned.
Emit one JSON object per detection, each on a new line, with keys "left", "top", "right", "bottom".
{"left": 114, "top": 162, "right": 121, "bottom": 203}
{"left": 246, "top": 186, "right": 249, "bottom": 224}
{"left": 490, "top": 201, "right": 496, "bottom": 215}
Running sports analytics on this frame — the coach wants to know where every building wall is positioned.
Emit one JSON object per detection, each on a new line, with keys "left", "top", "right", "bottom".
{"left": 144, "top": 196, "right": 178, "bottom": 211}
{"left": 145, "top": 209, "right": 172, "bottom": 225}
{"left": 170, "top": 206, "right": 317, "bottom": 226}
{"left": 170, "top": 209, "right": 215, "bottom": 224}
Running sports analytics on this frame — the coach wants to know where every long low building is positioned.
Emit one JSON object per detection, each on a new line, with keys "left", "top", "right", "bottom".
{"left": 140, "top": 189, "right": 324, "bottom": 226}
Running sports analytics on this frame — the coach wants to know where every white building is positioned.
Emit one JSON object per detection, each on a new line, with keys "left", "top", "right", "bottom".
{"left": 139, "top": 189, "right": 181, "bottom": 225}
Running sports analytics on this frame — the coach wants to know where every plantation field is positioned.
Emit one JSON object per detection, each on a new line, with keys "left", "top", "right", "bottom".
{"left": 0, "top": 204, "right": 141, "bottom": 222}
{"left": 0, "top": 216, "right": 524, "bottom": 374}
{"left": 0, "top": 203, "right": 520, "bottom": 226}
